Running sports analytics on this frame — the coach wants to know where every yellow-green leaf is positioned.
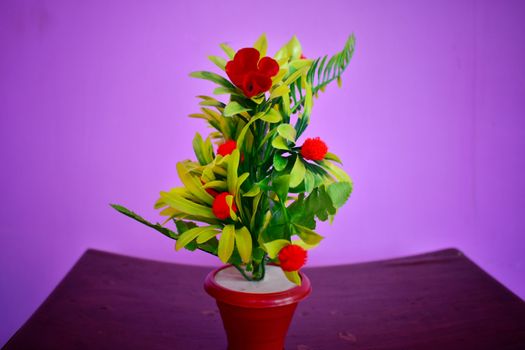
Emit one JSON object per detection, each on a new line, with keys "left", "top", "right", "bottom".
{"left": 289, "top": 157, "right": 306, "bottom": 188}
{"left": 176, "top": 162, "right": 214, "bottom": 205}
{"left": 289, "top": 58, "right": 312, "bottom": 71}
{"left": 263, "top": 239, "right": 290, "bottom": 259}
{"left": 236, "top": 112, "right": 263, "bottom": 149}
{"left": 260, "top": 108, "right": 282, "bottom": 123}
{"left": 236, "top": 172, "right": 250, "bottom": 193}
{"left": 283, "top": 65, "right": 309, "bottom": 86}
{"left": 293, "top": 224, "right": 324, "bottom": 245}
{"left": 208, "top": 55, "right": 226, "bottom": 70}
{"left": 251, "top": 192, "right": 263, "bottom": 231}
{"left": 285, "top": 35, "right": 302, "bottom": 60}
{"left": 320, "top": 160, "right": 352, "bottom": 183}
{"left": 281, "top": 90, "right": 291, "bottom": 117}
{"left": 277, "top": 124, "right": 296, "bottom": 142}
{"left": 176, "top": 226, "right": 219, "bottom": 251}
{"left": 283, "top": 270, "right": 302, "bottom": 286}
{"left": 272, "top": 68, "right": 288, "bottom": 85}
{"left": 220, "top": 43, "right": 235, "bottom": 59}
{"left": 243, "top": 184, "right": 260, "bottom": 197}
{"left": 224, "top": 101, "right": 251, "bottom": 117}
{"left": 160, "top": 191, "right": 215, "bottom": 219}
{"left": 225, "top": 194, "right": 238, "bottom": 221}
{"left": 291, "top": 239, "right": 318, "bottom": 250}
{"left": 218, "top": 225, "right": 235, "bottom": 263}
{"left": 192, "top": 133, "right": 213, "bottom": 165}
{"left": 253, "top": 33, "right": 268, "bottom": 57}
{"left": 324, "top": 152, "right": 343, "bottom": 164}
{"left": 196, "top": 227, "right": 220, "bottom": 244}
{"left": 227, "top": 149, "right": 240, "bottom": 194}
{"left": 269, "top": 84, "right": 290, "bottom": 100}
{"left": 235, "top": 227, "right": 252, "bottom": 263}
{"left": 304, "top": 80, "right": 313, "bottom": 118}
{"left": 251, "top": 94, "right": 265, "bottom": 104}
{"left": 271, "top": 135, "right": 289, "bottom": 150}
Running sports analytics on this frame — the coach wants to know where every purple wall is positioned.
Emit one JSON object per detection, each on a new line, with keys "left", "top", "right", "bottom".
{"left": 1, "top": 0, "right": 524, "bottom": 344}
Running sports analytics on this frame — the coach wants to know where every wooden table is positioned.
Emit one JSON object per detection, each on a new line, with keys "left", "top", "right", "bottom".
{"left": 3, "top": 248, "right": 525, "bottom": 350}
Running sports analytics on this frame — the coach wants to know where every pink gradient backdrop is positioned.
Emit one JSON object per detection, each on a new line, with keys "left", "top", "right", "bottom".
{"left": 1, "top": 0, "right": 524, "bottom": 345}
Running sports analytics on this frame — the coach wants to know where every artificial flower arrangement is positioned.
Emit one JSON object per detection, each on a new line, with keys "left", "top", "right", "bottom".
{"left": 112, "top": 34, "right": 355, "bottom": 285}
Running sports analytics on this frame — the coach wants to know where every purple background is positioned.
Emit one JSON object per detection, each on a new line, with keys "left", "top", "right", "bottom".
{"left": 1, "top": 0, "right": 524, "bottom": 345}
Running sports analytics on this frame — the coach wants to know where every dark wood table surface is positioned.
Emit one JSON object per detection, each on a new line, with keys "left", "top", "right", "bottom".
{"left": 3, "top": 248, "right": 525, "bottom": 350}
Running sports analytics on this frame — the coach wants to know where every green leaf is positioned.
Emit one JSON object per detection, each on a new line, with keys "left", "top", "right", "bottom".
{"left": 283, "top": 270, "right": 302, "bottom": 286}
{"left": 236, "top": 112, "right": 263, "bottom": 149}
{"left": 263, "top": 239, "right": 290, "bottom": 259}
{"left": 271, "top": 135, "right": 289, "bottom": 150}
{"left": 304, "top": 171, "right": 315, "bottom": 193}
{"left": 176, "top": 226, "right": 219, "bottom": 251}
{"left": 111, "top": 204, "right": 178, "bottom": 240}
{"left": 174, "top": 220, "right": 197, "bottom": 235}
{"left": 235, "top": 227, "right": 252, "bottom": 263}
{"left": 208, "top": 55, "right": 226, "bottom": 70}
{"left": 220, "top": 43, "right": 235, "bottom": 59}
{"left": 290, "top": 34, "right": 356, "bottom": 115}
{"left": 293, "top": 224, "right": 324, "bottom": 245}
{"left": 289, "top": 157, "right": 306, "bottom": 188}
{"left": 260, "top": 109, "right": 282, "bottom": 123}
{"left": 218, "top": 224, "right": 235, "bottom": 263}
{"left": 253, "top": 33, "right": 268, "bottom": 57}
{"left": 189, "top": 71, "right": 236, "bottom": 89}
{"left": 252, "top": 247, "right": 266, "bottom": 263}
{"left": 273, "top": 153, "right": 288, "bottom": 172}
{"left": 224, "top": 101, "right": 251, "bottom": 117}
{"left": 327, "top": 182, "right": 352, "bottom": 208}
{"left": 272, "top": 175, "right": 290, "bottom": 202}
{"left": 277, "top": 124, "right": 296, "bottom": 142}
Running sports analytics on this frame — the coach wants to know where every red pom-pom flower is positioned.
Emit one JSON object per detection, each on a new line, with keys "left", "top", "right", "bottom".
{"left": 278, "top": 244, "right": 308, "bottom": 271}
{"left": 300, "top": 137, "right": 328, "bottom": 161}
{"left": 212, "top": 192, "right": 237, "bottom": 220}
{"left": 226, "top": 48, "right": 279, "bottom": 98}
{"left": 217, "top": 140, "right": 237, "bottom": 157}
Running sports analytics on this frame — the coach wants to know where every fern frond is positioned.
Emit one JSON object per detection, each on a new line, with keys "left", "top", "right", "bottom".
{"left": 290, "top": 34, "right": 356, "bottom": 114}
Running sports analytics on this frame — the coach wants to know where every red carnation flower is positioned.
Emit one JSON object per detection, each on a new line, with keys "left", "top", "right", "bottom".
{"left": 217, "top": 140, "right": 237, "bottom": 157}
{"left": 212, "top": 192, "right": 237, "bottom": 220}
{"left": 300, "top": 137, "right": 328, "bottom": 161}
{"left": 225, "top": 48, "right": 279, "bottom": 98}
{"left": 278, "top": 245, "right": 308, "bottom": 272}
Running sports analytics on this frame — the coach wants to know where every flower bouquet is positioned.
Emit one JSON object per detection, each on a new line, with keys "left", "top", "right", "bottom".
{"left": 112, "top": 33, "right": 354, "bottom": 283}
{"left": 112, "top": 33, "right": 355, "bottom": 349}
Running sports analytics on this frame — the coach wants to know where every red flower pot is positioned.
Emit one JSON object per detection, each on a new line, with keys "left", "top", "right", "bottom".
{"left": 204, "top": 265, "right": 312, "bottom": 350}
